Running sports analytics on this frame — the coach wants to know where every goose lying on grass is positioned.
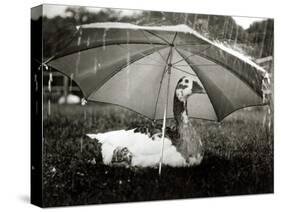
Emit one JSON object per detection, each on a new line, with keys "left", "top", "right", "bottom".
{"left": 87, "top": 77, "right": 204, "bottom": 168}
{"left": 88, "top": 127, "right": 185, "bottom": 167}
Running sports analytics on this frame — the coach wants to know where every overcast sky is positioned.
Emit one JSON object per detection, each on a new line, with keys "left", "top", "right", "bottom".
{"left": 43, "top": 4, "right": 265, "bottom": 29}
{"left": 232, "top": 16, "right": 265, "bottom": 29}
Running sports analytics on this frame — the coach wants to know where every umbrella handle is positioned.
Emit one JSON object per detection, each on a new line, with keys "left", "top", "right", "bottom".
{"left": 158, "top": 104, "right": 167, "bottom": 175}
{"left": 158, "top": 70, "right": 172, "bottom": 176}
{"left": 158, "top": 46, "right": 173, "bottom": 176}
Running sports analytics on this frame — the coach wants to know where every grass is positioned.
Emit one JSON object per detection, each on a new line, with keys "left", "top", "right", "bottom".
{"left": 42, "top": 102, "right": 273, "bottom": 207}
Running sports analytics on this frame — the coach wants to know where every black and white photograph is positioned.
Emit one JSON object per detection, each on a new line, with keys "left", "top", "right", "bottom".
{"left": 30, "top": 2, "right": 274, "bottom": 208}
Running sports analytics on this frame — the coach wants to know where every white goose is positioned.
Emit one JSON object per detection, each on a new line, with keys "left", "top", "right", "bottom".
{"left": 87, "top": 76, "right": 204, "bottom": 168}
{"left": 87, "top": 128, "right": 186, "bottom": 167}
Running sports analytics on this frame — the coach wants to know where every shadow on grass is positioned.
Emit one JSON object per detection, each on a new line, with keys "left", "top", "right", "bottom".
{"left": 43, "top": 149, "right": 273, "bottom": 207}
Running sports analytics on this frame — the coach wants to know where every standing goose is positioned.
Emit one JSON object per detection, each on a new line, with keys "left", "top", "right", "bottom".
{"left": 173, "top": 76, "right": 205, "bottom": 166}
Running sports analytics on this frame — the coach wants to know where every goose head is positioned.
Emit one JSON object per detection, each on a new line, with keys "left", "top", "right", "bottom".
{"left": 175, "top": 77, "right": 204, "bottom": 102}
{"left": 173, "top": 76, "right": 204, "bottom": 124}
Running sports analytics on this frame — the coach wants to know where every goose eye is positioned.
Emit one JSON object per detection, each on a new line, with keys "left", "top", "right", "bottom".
{"left": 185, "top": 79, "right": 189, "bottom": 83}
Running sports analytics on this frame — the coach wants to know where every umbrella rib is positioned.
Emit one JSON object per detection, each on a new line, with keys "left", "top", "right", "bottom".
{"left": 144, "top": 30, "right": 171, "bottom": 45}
{"left": 153, "top": 47, "right": 173, "bottom": 120}
{"left": 129, "top": 63, "right": 164, "bottom": 66}
{"left": 152, "top": 33, "right": 176, "bottom": 120}
{"left": 176, "top": 47, "right": 265, "bottom": 120}
{"left": 174, "top": 64, "right": 218, "bottom": 67}
{"left": 171, "top": 32, "right": 178, "bottom": 44}
{"left": 174, "top": 42, "right": 208, "bottom": 46}
{"left": 46, "top": 66, "right": 89, "bottom": 99}
{"left": 172, "top": 66, "right": 197, "bottom": 77}
{"left": 174, "top": 47, "right": 220, "bottom": 121}
{"left": 178, "top": 47, "right": 264, "bottom": 97}
{"left": 172, "top": 45, "right": 212, "bottom": 66}
{"left": 158, "top": 46, "right": 174, "bottom": 175}
{"left": 87, "top": 46, "right": 167, "bottom": 98}
{"left": 140, "top": 30, "right": 169, "bottom": 64}
{"left": 118, "top": 44, "right": 166, "bottom": 66}
{"left": 43, "top": 27, "right": 81, "bottom": 63}
{"left": 47, "top": 41, "right": 167, "bottom": 62}
{"left": 153, "top": 65, "right": 168, "bottom": 120}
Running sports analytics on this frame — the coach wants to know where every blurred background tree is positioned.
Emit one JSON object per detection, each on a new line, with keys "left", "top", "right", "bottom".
{"left": 42, "top": 6, "right": 273, "bottom": 60}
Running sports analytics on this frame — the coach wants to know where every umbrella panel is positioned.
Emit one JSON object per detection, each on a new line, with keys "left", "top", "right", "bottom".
{"left": 176, "top": 47, "right": 263, "bottom": 121}
{"left": 89, "top": 47, "right": 170, "bottom": 119}
{"left": 89, "top": 47, "right": 218, "bottom": 120}
{"left": 49, "top": 44, "right": 167, "bottom": 97}
{"left": 51, "top": 28, "right": 170, "bottom": 59}
{"left": 176, "top": 44, "right": 264, "bottom": 97}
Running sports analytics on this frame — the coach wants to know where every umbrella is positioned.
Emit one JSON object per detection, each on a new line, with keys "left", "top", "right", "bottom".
{"left": 45, "top": 22, "right": 268, "bottom": 174}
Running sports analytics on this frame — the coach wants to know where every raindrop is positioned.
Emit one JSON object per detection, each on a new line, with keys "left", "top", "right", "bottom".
{"left": 261, "top": 72, "right": 272, "bottom": 137}
{"left": 75, "top": 51, "right": 81, "bottom": 75}
{"left": 47, "top": 72, "right": 52, "bottom": 116}
{"left": 259, "top": 20, "right": 268, "bottom": 58}
{"left": 102, "top": 28, "right": 108, "bottom": 50}
{"left": 193, "top": 14, "right": 198, "bottom": 29}
{"left": 77, "top": 36, "right": 81, "bottom": 46}
{"left": 262, "top": 72, "right": 271, "bottom": 103}
{"left": 80, "top": 137, "right": 83, "bottom": 152}
{"left": 125, "top": 67, "right": 131, "bottom": 99}
{"left": 234, "top": 26, "right": 239, "bottom": 46}
{"left": 75, "top": 29, "right": 82, "bottom": 77}
{"left": 184, "top": 14, "right": 188, "bottom": 25}
{"left": 86, "top": 36, "right": 90, "bottom": 47}
{"left": 229, "top": 22, "right": 234, "bottom": 43}
{"left": 48, "top": 72, "right": 53, "bottom": 92}
{"left": 48, "top": 99, "right": 51, "bottom": 116}
{"left": 89, "top": 107, "right": 93, "bottom": 128}
{"left": 126, "top": 31, "right": 131, "bottom": 99}
{"left": 34, "top": 74, "right": 38, "bottom": 91}
{"left": 93, "top": 57, "right": 98, "bottom": 74}
{"left": 77, "top": 29, "right": 83, "bottom": 46}
{"left": 69, "top": 73, "right": 74, "bottom": 92}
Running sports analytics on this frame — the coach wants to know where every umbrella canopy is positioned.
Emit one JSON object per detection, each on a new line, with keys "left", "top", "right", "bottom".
{"left": 47, "top": 22, "right": 267, "bottom": 122}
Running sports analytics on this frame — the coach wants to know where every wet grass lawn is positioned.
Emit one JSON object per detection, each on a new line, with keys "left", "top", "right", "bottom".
{"left": 42, "top": 103, "right": 273, "bottom": 207}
